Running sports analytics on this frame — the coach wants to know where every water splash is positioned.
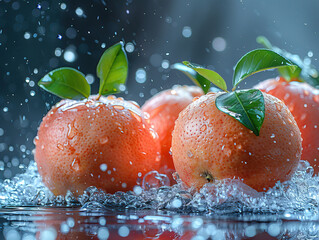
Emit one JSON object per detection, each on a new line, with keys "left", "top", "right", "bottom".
{"left": 1, "top": 160, "right": 319, "bottom": 220}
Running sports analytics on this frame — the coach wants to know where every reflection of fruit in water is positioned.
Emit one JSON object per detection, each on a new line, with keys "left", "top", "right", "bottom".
{"left": 254, "top": 77, "right": 319, "bottom": 174}
{"left": 142, "top": 85, "right": 203, "bottom": 171}
{"left": 172, "top": 92, "right": 302, "bottom": 192}
{"left": 35, "top": 95, "right": 161, "bottom": 196}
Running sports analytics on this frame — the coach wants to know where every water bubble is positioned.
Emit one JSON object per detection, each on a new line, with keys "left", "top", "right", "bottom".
{"left": 308, "top": 51, "right": 314, "bottom": 57}
{"left": 161, "top": 60, "right": 169, "bottom": 69}
{"left": 212, "top": 37, "right": 227, "bottom": 52}
{"left": 98, "top": 227, "right": 109, "bottom": 240}
{"left": 267, "top": 223, "right": 281, "bottom": 237}
{"left": 125, "top": 42, "right": 134, "bottom": 53}
{"left": 86, "top": 74, "right": 95, "bottom": 84}
{"left": 171, "top": 198, "right": 182, "bottom": 208}
{"left": 60, "top": 222, "right": 70, "bottom": 234}
{"left": 60, "top": 3, "right": 67, "bottom": 10}
{"left": 66, "top": 27, "right": 77, "bottom": 39}
{"left": 100, "top": 164, "right": 107, "bottom": 172}
{"left": 182, "top": 26, "right": 192, "bottom": 38}
{"left": 5, "top": 229, "right": 20, "bottom": 240}
{"left": 135, "top": 68, "right": 146, "bottom": 83}
{"left": 133, "top": 185, "right": 143, "bottom": 195}
{"left": 64, "top": 49, "right": 77, "bottom": 62}
{"left": 57, "top": 34, "right": 62, "bottom": 40}
{"left": 118, "top": 226, "right": 130, "bottom": 237}
{"left": 0, "top": 128, "right": 4, "bottom": 136}
{"left": 39, "top": 227, "right": 57, "bottom": 240}
{"left": 24, "top": 32, "right": 31, "bottom": 39}
{"left": 142, "top": 171, "right": 170, "bottom": 190}
{"left": 3, "top": 107, "right": 8, "bottom": 112}
{"left": 75, "top": 7, "right": 84, "bottom": 17}
{"left": 99, "top": 217, "right": 106, "bottom": 226}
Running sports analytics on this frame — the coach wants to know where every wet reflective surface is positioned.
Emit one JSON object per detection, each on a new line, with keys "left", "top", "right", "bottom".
{"left": 1, "top": 206, "right": 319, "bottom": 240}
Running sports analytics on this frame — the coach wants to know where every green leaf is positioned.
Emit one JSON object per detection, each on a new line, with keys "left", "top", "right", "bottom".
{"left": 171, "top": 63, "right": 211, "bottom": 94}
{"left": 97, "top": 42, "right": 128, "bottom": 95}
{"left": 38, "top": 67, "right": 90, "bottom": 100}
{"left": 215, "top": 89, "right": 265, "bottom": 136}
{"left": 233, "top": 49, "right": 296, "bottom": 90}
{"left": 257, "top": 36, "right": 319, "bottom": 88}
{"left": 182, "top": 61, "right": 228, "bottom": 92}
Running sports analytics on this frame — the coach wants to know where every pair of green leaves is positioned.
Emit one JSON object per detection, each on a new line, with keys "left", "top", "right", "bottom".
{"left": 172, "top": 49, "right": 296, "bottom": 136}
{"left": 38, "top": 42, "right": 128, "bottom": 100}
{"left": 257, "top": 36, "right": 319, "bottom": 88}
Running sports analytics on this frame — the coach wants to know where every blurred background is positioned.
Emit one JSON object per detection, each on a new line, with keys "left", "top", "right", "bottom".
{"left": 0, "top": 0, "right": 319, "bottom": 179}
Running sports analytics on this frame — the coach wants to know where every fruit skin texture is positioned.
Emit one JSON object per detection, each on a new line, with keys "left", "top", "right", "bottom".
{"left": 35, "top": 95, "right": 161, "bottom": 196}
{"left": 254, "top": 77, "right": 319, "bottom": 174}
{"left": 172, "top": 92, "right": 302, "bottom": 192}
{"left": 142, "top": 85, "right": 203, "bottom": 170}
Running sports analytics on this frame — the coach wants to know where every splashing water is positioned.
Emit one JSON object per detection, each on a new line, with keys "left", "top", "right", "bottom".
{"left": 1, "top": 160, "right": 319, "bottom": 220}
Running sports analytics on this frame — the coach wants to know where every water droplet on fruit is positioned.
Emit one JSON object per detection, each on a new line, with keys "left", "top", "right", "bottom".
{"left": 276, "top": 103, "right": 282, "bottom": 112}
{"left": 99, "top": 136, "right": 109, "bottom": 145}
{"left": 192, "top": 97, "right": 199, "bottom": 102}
{"left": 129, "top": 110, "right": 142, "bottom": 122}
{"left": 313, "top": 94, "right": 319, "bottom": 103}
{"left": 71, "top": 158, "right": 80, "bottom": 171}
{"left": 57, "top": 143, "right": 64, "bottom": 150}
{"left": 149, "top": 128, "right": 158, "bottom": 139}
{"left": 200, "top": 125, "right": 207, "bottom": 132}
{"left": 270, "top": 134, "right": 275, "bottom": 138}
{"left": 288, "top": 103, "right": 295, "bottom": 112}
{"left": 301, "top": 114, "right": 307, "bottom": 121}
{"left": 200, "top": 103, "right": 206, "bottom": 108}
{"left": 113, "top": 105, "right": 124, "bottom": 110}
{"left": 304, "top": 90, "right": 310, "bottom": 96}
{"left": 33, "top": 136, "right": 39, "bottom": 145}
{"left": 67, "top": 122, "right": 77, "bottom": 140}
{"left": 187, "top": 150, "right": 193, "bottom": 158}
{"left": 122, "top": 183, "right": 127, "bottom": 188}
{"left": 283, "top": 93, "right": 290, "bottom": 100}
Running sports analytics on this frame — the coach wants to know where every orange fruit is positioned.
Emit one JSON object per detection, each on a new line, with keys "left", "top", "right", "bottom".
{"left": 34, "top": 95, "right": 161, "bottom": 196}
{"left": 142, "top": 85, "right": 203, "bottom": 171}
{"left": 172, "top": 92, "right": 302, "bottom": 192}
{"left": 254, "top": 77, "right": 319, "bottom": 174}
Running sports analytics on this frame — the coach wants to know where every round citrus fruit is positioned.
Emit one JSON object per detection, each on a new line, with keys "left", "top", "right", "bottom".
{"left": 34, "top": 95, "right": 161, "bottom": 196}
{"left": 254, "top": 77, "right": 319, "bottom": 174}
{"left": 142, "top": 85, "right": 203, "bottom": 171}
{"left": 171, "top": 92, "right": 302, "bottom": 192}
